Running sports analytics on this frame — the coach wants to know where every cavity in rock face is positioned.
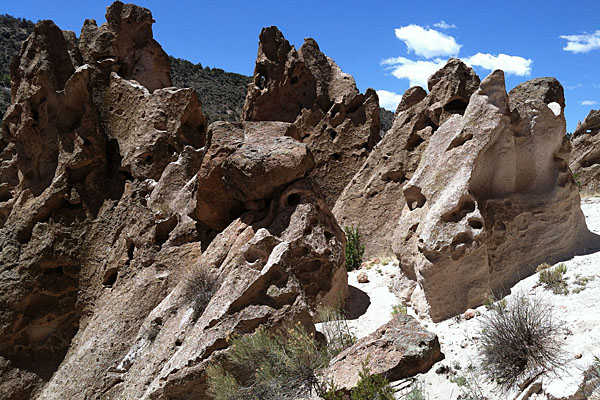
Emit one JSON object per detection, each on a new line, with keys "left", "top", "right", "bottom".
{"left": 393, "top": 70, "right": 596, "bottom": 322}
{"left": 333, "top": 59, "right": 480, "bottom": 258}
{"left": 570, "top": 109, "right": 600, "bottom": 193}
{"left": 242, "top": 26, "right": 381, "bottom": 207}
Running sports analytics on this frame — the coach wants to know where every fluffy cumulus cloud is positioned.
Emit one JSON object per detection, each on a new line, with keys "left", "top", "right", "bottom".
{"left": 560, "top": 30, "right": 600, "bottom": 53}
{"left": 433, "top": 21, "right": 456, "bottom": 29}
{"left": 394, "top": 25, "right": 461, "bottom": 58}
{"left": 381, "top": 57, "right": 446, "bottom": 88}
{"left": 463, "top": 53, "right": 532, "bottom": 76}
{"left": 376, "top": 89, "right": 404, "bottom": 111}
{"left": 581, "top": 100, "right": 598, "bottom": 106}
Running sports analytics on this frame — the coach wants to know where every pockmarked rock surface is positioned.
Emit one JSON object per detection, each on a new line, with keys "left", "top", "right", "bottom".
{"left": 333, "top": 59, "right": 480, "bottom": 258}
{"left": 393, "top": 70, "right": 597, "bottom": 321}
{"left": 325, "top": 313, "right": 443, "bottom": 391}
{"left": 242, "top": 26, "right": 380, "bottom": 206}
{"left": 0, "top": 2, "right": 347, "bottom": 399}
{"left": 570, "top": 109, "right": 600, "bottom": 193}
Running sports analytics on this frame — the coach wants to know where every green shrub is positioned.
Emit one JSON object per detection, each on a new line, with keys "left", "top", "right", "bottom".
{"left": 316, "top": 306, "right": 356, "bottom": 359}
{"left": 477, "top": 293, "right": 565, "bottom": 391}
{"left": 538, "top": 263, "right": 568, "bottom": 295}
{"left": 350, "top": 360, "right": 395, "bottom": 400}
{"left": 391, "top": 303, "right": 407, "bottom": 316}
{"left": 405, "top": 382, "right": 427, "bottom": 400}
{"left": 584, "top": 355, "right": 600, "bottom": 398}
{"left": 344, "top": 226, "right": 365, "bottom": 271}
{"left": 206, "top": 325, "right": 330, "bottom": 400}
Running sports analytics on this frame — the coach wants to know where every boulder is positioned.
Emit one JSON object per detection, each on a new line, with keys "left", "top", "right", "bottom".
{"left": 325, "top": 313, "right": 443, "bottom": 391}
{"left": 570, "top": 109, "right": 600, "bottom": 193}
{"left": 333, "top": 59, "right": 480, "bottom": 258}
{"left": 393, "top": 70, "right": 595, "bottom": 321}
{"left": 242, "top": 26, "right": 380, "bottom": 206}
{"left": 194, "top": 120, "right": 313, "bottom": 231}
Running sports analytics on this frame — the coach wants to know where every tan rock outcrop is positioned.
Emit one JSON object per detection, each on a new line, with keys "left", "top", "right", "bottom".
{"left": 0, "top": 3, "right": 347, "bottom": 399}
{"left": 325, "top": 313, "right": 443, "bottom": 391}
{"left": 393, "top": 70, "right": 595, "bottom": 321}
{"left": 333, "top": 59, "right": 480, "bottom": 258}
{"left": 242, "top": 26, "right": 380, "bottom": 206}
{"left": 570, "top": 109, "right": 600, "bottom": 193}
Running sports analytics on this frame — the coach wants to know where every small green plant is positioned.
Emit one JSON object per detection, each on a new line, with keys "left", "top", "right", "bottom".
{"left": 206, "top": 325, "right": 330, "bottom": 399}
{"left": 344, "top": 226, "right": 365, "bottom": 271}
{"left": 477, "top": 293, "right": 565, "bottom": 391}
{"left": 391, "top": 303, "right": 407, "bottom": 316}
{"left": 316, "top": 305, "right": 356, "bottom": 359}
{"left": 572, "top": 274, "right": 595, "bottom": 294}
{"left": 350, "top": 360, "right": 395, "bottom": 400}
{"left": 405, "top": 381, "right": 427, "bottom": 400}
{"left": 538, "top": 263, "right": 568, "bottom": 295}
{"left": 483, "top": 294, "right": 507, "bottom": 311}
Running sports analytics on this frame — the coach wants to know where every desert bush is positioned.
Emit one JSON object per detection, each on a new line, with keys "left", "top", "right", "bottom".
{"left": 350, "top": 360, "right": 395, "bottom": 400}
{"left": 182, "top": 264, "right": 218, "bottom": 319}
{"left": 582, "top": 355, "right": 600, "bottom": 399}
{"left": 477, "top": 293, "right": 565, "bottom": 391}
{"left": 391, "top": 303, "right": 407, "bottom": 316}
{"left": 538, "top": 263, "right": 568, "bottom": 295}
{"left": 344, "top": 226, "right": 365, "bottom": 271}
{"left": 316, "top": 306, "right": 356, "bottom": 359}
{"left": 206, "top": 325, "right": 331, "bottom": 400}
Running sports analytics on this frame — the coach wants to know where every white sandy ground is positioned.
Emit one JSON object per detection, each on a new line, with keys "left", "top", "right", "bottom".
{"left": 320, "top": 197, "right": 600, "bottom": 399}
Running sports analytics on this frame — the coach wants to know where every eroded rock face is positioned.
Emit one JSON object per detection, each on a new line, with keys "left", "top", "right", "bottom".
{"left": 79, "top": 1, "right": 171, "bottom": 92}
{"left": 0, "top": 3, "right": 348, "bottom": 399}
{"left": 325, "top": 313, "right": 443, "bottom": 391}
{"left": 333, "top": 59, "right": 480, "bottom": 258}
{"left": 242, "top": 26, "right": 380, "bottom": 206}
{"left": 393, "top": 70, "right": 594, "bottom": 321}
{"left": 570, "top": 109, "right": 600, "bottom": 193}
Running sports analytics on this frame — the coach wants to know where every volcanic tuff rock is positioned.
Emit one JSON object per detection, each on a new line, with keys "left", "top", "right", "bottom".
{"left": 570, "top": 109, "right": 600, "bottom": 193}
{"left": 0, "top": 2, "right": 347, "bottom": 399}
{"left": 393, "top": 70, "right": 595, "bottom": 321}
{"left": 242, "top": 26, "right": 381, "bottom": 206}
{"left": 333, "top": 59, "right": 480, "bottom": 258}
{"left": 325, "top": 313, "right": 443, "bottom": 391}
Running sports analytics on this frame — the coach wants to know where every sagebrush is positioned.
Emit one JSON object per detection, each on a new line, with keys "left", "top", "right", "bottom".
{"left": 477, "top": 293, "right": 565, "bottom": 390}
{"left": 182, "top": 264, "right": 218, "bottom": 319}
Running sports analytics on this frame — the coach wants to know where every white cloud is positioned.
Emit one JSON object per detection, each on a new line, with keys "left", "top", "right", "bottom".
{"left": 560, "top": 30, "right": 600, "bottom": 53}
{"left": 381, "top": 57, "right": 446, "bottom": 88}
{"left": 433, "top": 21, "right": 456, "bottom": 29}
{"left": 376, "top": 90, "right": 404, "bottom": 111}
{"left": 581, "top": 100, "right": 598, "bottom": 106}
{"left": 463, "top": 53, "right": 532, "bottom": 76}
{"left": 394, "top": 25, "right": 461, "bottom": 58}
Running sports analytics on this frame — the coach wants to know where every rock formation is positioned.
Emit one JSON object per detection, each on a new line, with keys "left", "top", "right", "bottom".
{"left": 333, "top": 59, "right": 480, "bottom": 258}
{"left": 0, "top": 2, "right": 347, "bottom": 398}
{"left": 393, "top": 71, "right": 594, "bottom": 321}
{"left": 570, "top": 109, "right": 600, "bottom": 193}
{"left": 242, "top": 26, "right": 381, "bottom": 207}
{"left": 325, "top": 313, "right": 443, "bottom": 391}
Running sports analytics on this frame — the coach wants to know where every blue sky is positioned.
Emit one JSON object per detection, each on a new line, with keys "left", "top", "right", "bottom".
{"left": 2, "top": 1, "right": 599, "bottom": 132}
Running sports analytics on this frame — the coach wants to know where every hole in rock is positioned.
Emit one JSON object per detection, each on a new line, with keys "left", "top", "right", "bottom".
{"left": 258, "top": 74, "right": 266, "bottom": 89}
{"left": 447, "top": 133, "right": 473, "bottom": 151}
{"left": 328, "top": 129, "right": 337, "bottom": 140}
{"left": 332, "top": 153, "right": 341, "bottom": 161}
{"left": 290, "top": 76, "right": 299, "bottom": 84}
{"left": 451, "top": 232, "right": 473, "bottom": 247}
{"left": 406, "top": 132, "right": 425, "bottom": 152}
{"left": 441, "top": 196, "right": 476, "bottom": 223}
{"left": 404, "top": 186, "right": 426, "bottom": 210}
{"left": 103, "top": 268, "right": 118, "bottom": 287}
{"left": 443, "top": 98, "right": 468, "bottom": 115}
{"left": 468, "top": 218, "right": 483, "bottom": 229}
{"left": 286, "top": 193, "right": 301, "bottom": 207}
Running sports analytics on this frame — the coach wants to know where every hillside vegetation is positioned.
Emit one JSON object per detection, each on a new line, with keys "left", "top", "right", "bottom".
{"left": 0, "top": 14, "right": 394, "bottom": 133}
